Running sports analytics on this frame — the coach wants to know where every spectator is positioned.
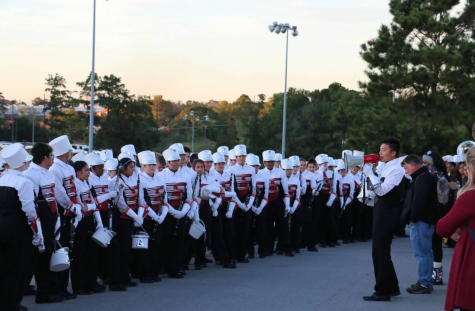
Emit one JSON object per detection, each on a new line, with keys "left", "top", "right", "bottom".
{"left": 458, "top": 162, "right": 468, "bottom": 186}
{"left": 401, "top": 155, "right": 438, "bottom": 294}
{"left": 447, "top": 161, "right": 462, "bottom": 185}
{"left": 437, "top": 148, "right": 475, "bottom": 311}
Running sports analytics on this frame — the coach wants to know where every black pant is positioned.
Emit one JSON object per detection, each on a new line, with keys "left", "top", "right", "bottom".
{"left": 193, "top": 202, "right": 212, "bottom": 265}
{"left": 351, "top": 199, "right": 362, "bottom": 241}
{"left": 319, "top": 194, "right": 330, "bottom": 245}
{"left": 34, "top": 215, "right": 58, "bottom": 297}
{"left": 232, "top": 203, "right": 252, "bottom": 260}
{"left": 57, "top": 215, "right": 73, "bottom": 294}
{"left": 289, "top": 206, "right": 301, "bottom": 249}
{"left": 96, "top": 210, "right": 121, "bottom": 285}
{"left": 165, "top": 214, "right": 187, "bottom": 275}
{"left": 115, "top": 216, "right": 135, "bottom": 283}
{"left": 0, "top": 218, "right": 31, "bottom": 311}
{"left": 358, "top": 204, "right": 373, "bottom": 240}
{"left": 265, "top": 199, "right": 290, "bottom": 253}
{"left": 301, "top": 195, "right": 318, "bottom": 248}
{"left": 211, "top": 204, "right": 230, "bottom": 264}
{"left": 221, "top": 202, "right": 235, "bottom": 260}
{"left": 341, "top": 203, "right": 353, "bottom": 242}
{"left": 372, "top": 208, "right": 399, "bottom": 296}
{"left": 322, "top": 198, "right": 337, "bottom": 245}
{"left": 71, "top": 215, "right": 98, "bottom": 291}
{"left": 432, "top": 225, "right": 443, "bottom": 263}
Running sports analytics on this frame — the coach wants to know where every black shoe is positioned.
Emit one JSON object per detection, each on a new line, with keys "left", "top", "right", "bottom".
{"left": 125, "top": 281, "right": 138, "bottom": 287}
{"left": 24, "top": 285, "right": 37, "bottom": 296}
{"left": 35, "top": 294, "right": 64, "bottom": 304}
{"left": 152, "top": 276, "right": 162, "bottom": 282}
{"left": 259, "top": 254, "right": 266, "bottom": 259}
{"left": 168, "top": 273, "right": 184, "bottom": 279}
{"left": 215, "top": 260, "right": 223, "bottom": 266}
{"left": 223, "top": 261, "right": 237, "bottom": 269}
{"left": 182, "top": 265, "right": 189, "bottom": 271}
{"left": 102, "top": 278, "right": 110, "bottom": 285}
{"left": 265, "top": 251, "right": 273, "bottom": 257}
{"left": 307, "top": 247, "right": 319, "bottom": 252}
{"left": 276, "top": 250, "right": 284, "bottom": 255}
{"left": 318, "top": 243, "right": 326, "bottom": 248}
{"left": 363, "top": 293, "right": 391, "bottom": 301}
{"left": 350, "top": 239, "right": 356, "bottom": 243}
{"left": 18, "top": 304, "right": 28, "bottom": 311}
{"left": 327, "top": 243, "right": 336, "bottom": 248}
{"left": 359, "top": 239, "right": 370, "bottom": 242}
{"left": 433, "top": 280, "right": 444, "bottom": 285}
{"left": 195, "top": 264, "right": 203, "bottom": 271}
{"left": 294, "top": 248, "right": 300, "bottom": 254}
{"left": 205, "top": 258, "right": 213, "bottom": 263}
{"left": 397, "top": 233, "right": 409, "bottom": 238}
{"left": 140, "top": 277, "right": 154, "bottom": 284}
{"left": 335, "top": 242, "right": 341, "bottom": 246}
{"left": 238, "top": 257, "right": 249, "bottom": 263}
{"left": 343, "top": 240, "right": 350, "bottom": 244}
{"left": 390, "top": 290, "right": 401, "bottom": 297}
{"left": 73, "top": 289, "right": 93, "bottom": 295}
{"left": 406, "top": 282, "right": 433, "bottom": 294}
{"left": 179, "top": 269, "right": 187, "bottom": 275}
{"left": 248, "top": 253, "right": 255, "bottom": 259}
{"left": 285, "top": 251, "right": 295, "bottom": 257}
{"left": 202, "top": 263, "right": 208, "bottom": 268}
{"left": 109, "top": 284, "right": 127, "bottom": 291}
{"left": 60, "top": 291, "right": 77, "bottom": 300}
{"left": 91, "top": 283, "right": 106, "bottom": 293}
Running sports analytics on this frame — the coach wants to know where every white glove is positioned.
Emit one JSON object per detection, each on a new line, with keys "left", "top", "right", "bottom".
{"left": 33, "top": 233, "right": 45, "bottom": 252}
{"left": 363, "top": 165, "right": 373, "bottom": 177}
{"left": 193, "top": 209, "right": 200, "bottom": 223}
{"left": 108, "top": 191, "right": 117, "bottom": 199}
{"left": 291, "top": 200, "right": 299, "bottom": 214}
{"left": 201, "top": 185, "right": 221, "bottom": 200}
{"left": 134, "top": 217, "right": 144, "bottom": 227}
{"left": 340, "top": 197, "right": 344, "bottom": 208}
{"left": 345, "top": 197, "right": 352, "bottom": 207}
{"left": 224, "top": 191, "right": 236, "bottom": 198}
{"left": 94, "top": 211, "right": 104, "bottom": 230}
{"left": 157, "top": 214, "right": 165, "bottom": 224}
{"left": 72, "top": 217, "right": 79, "bottom": 228}
{"left": 56, "top": 231, "right": 61, "bottom": 241}
{"left": 168, "top": 206, "right": 177, "bottom": 217}
{"left": 73, "top": 204, "right": 83, "bottom": 222}
{"left": 147, "top": 208, "right": 160, "bottom": 222}
{"left": 246, "top": 196, "right": 255, "bottom": 210}
{"left": 252, "top": 206, "right": 258, "bottom": 213}
{"left": 326, "top": 194, "right": 336, "bottom": 207}
{"left": 226, "top": 202, "right": 235, "bottom": 218}
{"left": 125, "top": 208, "right": 143, "bottom": 227}
{"left": 284, "top": 197, "right": 291, "bottom": 215}
{"left": 256, "top": 198, "right": 267, "bottom": 215}
{"left": 86, "top": 203, "right": 96, "bottom": 212}
{"left": 187, "top": 209, "right": 195, "bottom": 219}
{"left": 312, "top": 189, "right": 319, "bottom": 196}
{"left": 161, "top": 203, "right": 169, "bottom": 218}
{"left": 173, "top": 210, "right": 186, "bottom": 219}
{"left": 212, "top": 197, "right": 222, "bottom": 213}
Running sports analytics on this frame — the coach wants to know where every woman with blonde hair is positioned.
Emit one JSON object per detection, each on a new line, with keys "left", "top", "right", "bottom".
{"left": 437, "top": 148, "right": 475, "bottom": 311}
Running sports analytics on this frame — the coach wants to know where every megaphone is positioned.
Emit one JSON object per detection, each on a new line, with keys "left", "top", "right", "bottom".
{"left": 344, "top": 153, "right": 380, "bottom": 170}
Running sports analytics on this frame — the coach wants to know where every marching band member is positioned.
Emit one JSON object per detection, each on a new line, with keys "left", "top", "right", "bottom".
{"left": 23, "top": 143, "right": 64, "bottom": 303}
{"left": 261, "top": 150, "right": 293, "bottom": 257}
{"left": 137, "top": 151, "right": 169, "bottom": 283}
{"left": 72, "top": 160, "right": 110, "bottom": 295}
{"left": 159, "top": 148, "right": 192, "bottom": 278}
{"left": 228, "top": 149, "right": 237, "bottom": 167}
{"left": 327, "top": 158, "right": 342, "bottom": 247}
{"left": 217, "top": 146, "right": 230, "bottom": 171}
{"left": 248, "top": 155, "right": 269, "bottom": 259}
{"left": 227, "top": 145, "right": 256, "bottom": 263}
{"left": 275, "top": 153, "right": 283, "bottom": 169}
{"left": 121, "top": 145, "right": 140, "bottom": 175}
{"left": 0, "top": 144, "right": 45, "bottom": 311}
{"left": 114, "top": 153, "right": 145, "bottom": 288}
{"left": 85, "top": 153, "right": 124, "bottom": 291}
{"left": 351, "top": 151, "right": 365, "bottom": 242}
{"left": 337, "top": 161, "right": 355, "bottom": 244}
{"left": 300, "top": 159, "right": 321, "bottom": 252}
{"left": 49, "top": 135, "right": 84, "bottom": 301}
{"left": 210, "top": 152, "right": 240, "bottom": 268}
{"left": 282, "top": 159, "right": 301, "bottom": 253}
{"left": 316, "top": 154, "right": 331, "bottom": 248}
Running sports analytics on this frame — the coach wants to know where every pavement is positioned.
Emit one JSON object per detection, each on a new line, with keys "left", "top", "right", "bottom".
{"left": 22, "top": 235, "right": 453, "bottom": 311}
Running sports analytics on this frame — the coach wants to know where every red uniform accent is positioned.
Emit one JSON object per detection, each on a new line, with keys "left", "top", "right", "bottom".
{"left": 305, "top": 179, "right": 311, "bottom": 195}
{"left": 288, "top": 183, "right": 298, "bottom": 205}
{"left": 143, "top": 185, "right": 165, "bottom": 216}
{"left": 92, "top": 185, "right": 109, "bottom": 211}
{"left": 79, "top": 189, "right": 94, "bottom": 217}
{"left": 268, "top": 178, "right": 282, "bottom": 202}
{"left": 63, "top": 175, "right": 80, "bottom": 216}
{"left": 322, "top": 172, "right": 331, "bottom": 195}
{"left": 165, "top": 182, "right": 187, "bottom": 209}
{"left": 342, "top": 183, "right": 350, "bottom": 198}
{"left": 120, "top": 185, "right": 139, "bottom": 220}
{"left": 235, "top": 174, "right": 252, "bottom": 197}
{"left": 219, "top": 180, "right": 232, "bottom": 202}
{"left": 39, "top": 183, "right": 57, "bottom": 213}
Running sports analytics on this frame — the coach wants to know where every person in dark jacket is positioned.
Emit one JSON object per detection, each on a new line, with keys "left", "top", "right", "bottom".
{"left": 401, "top": 155, "right": 438, "bottom": 294}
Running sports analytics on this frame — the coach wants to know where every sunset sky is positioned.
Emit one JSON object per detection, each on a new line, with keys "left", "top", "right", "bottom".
{"left": 1, "top": 0, "right": 463, "bottom": 104}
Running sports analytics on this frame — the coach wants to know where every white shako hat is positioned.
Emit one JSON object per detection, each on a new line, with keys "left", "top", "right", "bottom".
{"left": 1, "top": 143, "right": 29, "bottom": 169}
{"left": 336, "top": 161, "right": 346, "bottom": 171}
{"left": 100, "top": 149, "right": 113, "bottom": 162}
{"left": 315, "top": 154, "right": 328, "bottom": 165}
{"left": 262, "top": 150, "right": 276, "bottom": 162}
{"left": 289, "top": 155, "right": 300, "bottom": 167}
{"left": 71, "top": 150, "right": 87, "bottom": 163}
{"left": 169, "top": 143, "right": 185, "bottom": 155}
{"left": 342, "top": 150, "right": 352, "bottom": 158}
{"left": 85, "top": 152, "right": 104, "bottom": 166}
{"left": 138, "top": 151, "right": 157, "bottom": 165}
{"left": 353, "top": 150, "right": 365, "bottom": 157}
{"left": 198, "top": 150, "right": 213, "bottom": 161}
{"left": 104, "top": 158, "right": 118, "bottom": 171}
{"left": 275, "top": 153, "right": 283, "bottom": 161}
{"left": 217, "top": 146, "right": 229, "bottom": 156}
{"left": 162, "top": 148, "right": 180, "bottom": 162}
{"left": 121, "top": 144, "right": 137, "bottom": 156}
{"left": 49, "top": 135, "right": 73, "bottom": 156}
{"left": 281, "top": 159, "right": 293, "bottom": 170}
{"left": 442, "top": 155, "right": 453, "bottom": 162}
{"left": 118, "top": 151, "right": 135, "bottom": 162}
{"left": 234, "top": 144, "right": 247, "bottom": 156}
{"left": 253, "top": 155, "right": 261, "bottom": 166}
{"left": 245, "top": 153, "right": 255, "bottom": 165}
{"left": 212, "top": 152, "right": 225, "bottom": 164}
{"left": 327, "top": 157, "right": 337, "bottom": 167}
{"left": 228, "top": 149, "right": 236, "bottom": 160}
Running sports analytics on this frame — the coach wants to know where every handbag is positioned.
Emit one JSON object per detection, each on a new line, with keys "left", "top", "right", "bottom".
{"left": 466, "top": 221, "right": 475, "bottom": 244}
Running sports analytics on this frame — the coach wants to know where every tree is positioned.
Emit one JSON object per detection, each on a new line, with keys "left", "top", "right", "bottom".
{"left": 44, "top": 74, "right": 73, "bottom": 137}
{"left": 360, "top": 0, "right": 475, "bottom": 152}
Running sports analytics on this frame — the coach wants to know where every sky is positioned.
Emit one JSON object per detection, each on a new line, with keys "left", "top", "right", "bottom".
{"left": 0, "top": 0, "right": 445, "bottom": 104}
